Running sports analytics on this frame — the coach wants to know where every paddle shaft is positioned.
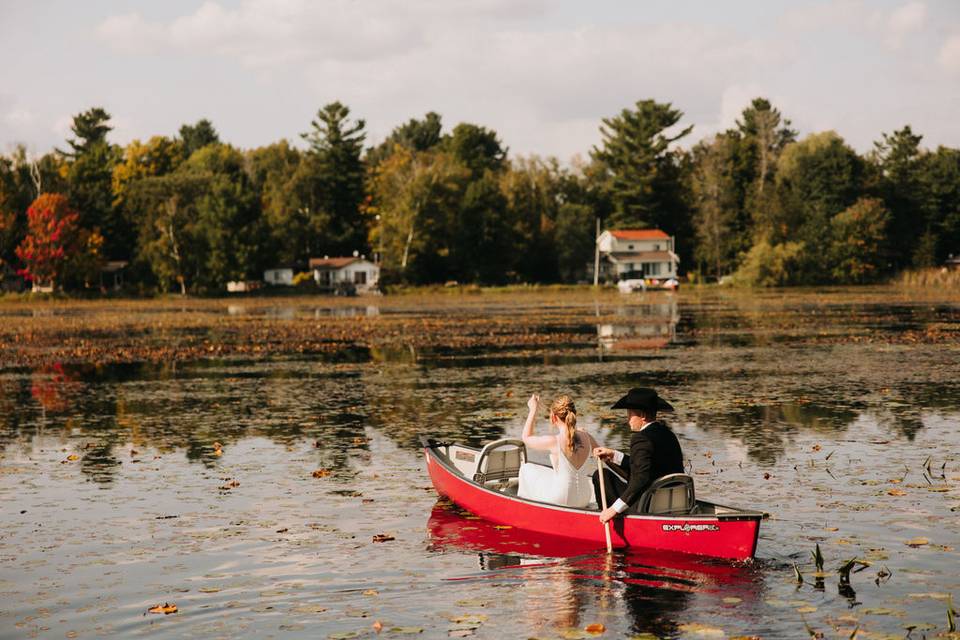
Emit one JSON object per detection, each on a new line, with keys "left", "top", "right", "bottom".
{"left": 596, "top": 457, "right": 613, "bottom": 553}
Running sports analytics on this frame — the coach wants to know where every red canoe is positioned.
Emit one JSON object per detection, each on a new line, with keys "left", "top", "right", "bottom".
{"left": 422, "top": 437, "right": 765, "bottom": 561}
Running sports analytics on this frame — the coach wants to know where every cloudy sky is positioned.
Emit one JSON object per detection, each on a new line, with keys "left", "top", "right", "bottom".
{"left": 1, "top": 0, "right": 959, "bottom": 161}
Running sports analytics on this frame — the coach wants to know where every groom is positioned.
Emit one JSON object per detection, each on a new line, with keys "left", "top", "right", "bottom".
{"left": 592, "top": 387, "right": 684, "bottom": 523}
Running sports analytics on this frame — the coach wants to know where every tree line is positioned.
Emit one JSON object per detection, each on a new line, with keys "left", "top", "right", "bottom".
{"left": 0, "top": 98, "right": 957, "bottom": 293}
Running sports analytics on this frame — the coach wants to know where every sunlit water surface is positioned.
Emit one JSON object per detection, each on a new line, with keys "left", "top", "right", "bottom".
{"left": 2, "top": 290, "right": 959, "bottom": 639}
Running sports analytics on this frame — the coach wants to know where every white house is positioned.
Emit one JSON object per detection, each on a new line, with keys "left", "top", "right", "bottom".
{"left": 309, "top": 256, "right": 380, "bottom": 293}
{"left": 263, "top": 267, "right": 294, "bottom": 286}
{"left": 595, "top": 229, "right": 679, "bottom": 282}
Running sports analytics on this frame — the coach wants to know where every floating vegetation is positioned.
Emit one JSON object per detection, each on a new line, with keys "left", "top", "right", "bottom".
{"left": 2, "top": 287, "right": 958, "bottom": 639}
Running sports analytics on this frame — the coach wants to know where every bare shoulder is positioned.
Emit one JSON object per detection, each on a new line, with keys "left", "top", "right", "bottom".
{"left": 523, "top": 433, "right": 559, "bottom": 452}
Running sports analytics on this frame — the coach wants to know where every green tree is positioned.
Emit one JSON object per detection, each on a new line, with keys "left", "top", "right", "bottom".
{"left": 591, "top": 99, "right": 693, "bottom": 233}
{"left": 690, "top": 133, "right": 743, "bottom": 278}
{"left": 499, "top": 156, "right": 565, "bottom": 282}
{"left": 453, "top": 172, "right": 511, "bottom": 283}
{"left": 367, "top": 146, "right": 468, "bottom": 283}
{"left": 442, "top": 123, "right": 507, "bottom": 177}
{"left": 112, "top": 136, "right": 185, "bottom": 234}
{"left": 736, "top": 98, "right": 796, "bottom": 239}
{"left": 64, "top": 108, "right": 124, "bottom": 259}
{"left": 870, "top": 125, "right": 929, "bottom": 268}
{"left": 246, "top": 141, "right": 308, "bottom": 266}
{"left": 367, "top": 112, "right": 443, "bottom": 167}
{"left": 774, "top": 131, "right": 863, "bottom": 281}
{"left": 917, "top": 146, "right": 960, "bottom": 265}
{"left": 64, "top": 108, "right": 112, "bottom": 155}
{"left": 126, "top": 173, "right": 207, "bottom": 294}
{"left": 828, "top": 198, "right": 890, "bottom": 283}
{"left": 301, "top": 102, "right": 369, "bottom": 255}
{"left": 184, "top": 145, "right": 265, "bottom": 289}
{"left": 553, "top": 202, "right": 595, "bottom": 282}
{"left": 732, "top": 239, "right": 805, "bottom": 287}
{"left": 179, "top": 119, "right": 221, "bottom": 158}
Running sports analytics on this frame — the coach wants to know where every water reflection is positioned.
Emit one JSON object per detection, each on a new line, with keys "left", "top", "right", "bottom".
{"left": 30, "top": 363, "right": 81, "bottom": 414}
{"left": 597, "top": 299, "right": 679, "bottom": 353}
{"left": 224, "top": 305, "right": 380, "bottom": 318}
{"left": 427, "top": 502, "right": 762, "bottom": 638}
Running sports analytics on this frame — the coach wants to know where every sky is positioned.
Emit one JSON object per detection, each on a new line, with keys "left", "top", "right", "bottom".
{"left": 1, "top": 0, "right": 959, "bottom": 161}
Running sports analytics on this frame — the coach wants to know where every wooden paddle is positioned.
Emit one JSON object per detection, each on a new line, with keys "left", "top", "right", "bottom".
{"left": 596, "top": 456, "right": 613, "bottom": 553}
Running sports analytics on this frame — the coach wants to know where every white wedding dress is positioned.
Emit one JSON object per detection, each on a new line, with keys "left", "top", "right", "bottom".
{"left": 517, "top": 443, "right": 597, "bottom": 508}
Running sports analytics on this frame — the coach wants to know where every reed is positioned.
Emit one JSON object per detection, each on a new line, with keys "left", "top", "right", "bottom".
{"left": 893, "top": 267, "right": 960, "bottom": 289}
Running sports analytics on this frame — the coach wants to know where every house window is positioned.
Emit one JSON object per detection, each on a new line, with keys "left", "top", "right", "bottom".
{"left": 628, "top": 244, "right": 634, "bottom": 250}
{"left": 643, "top": 262, "right": 661, "bottom": 276}
{"left": 653, "top": 244, "right": 660, "bottom": 250}
{"left": 317, "top": 270, "right": 331, "bottom": 285}
{"left": 354, "top": 271, "right": 367, "bottom": 285}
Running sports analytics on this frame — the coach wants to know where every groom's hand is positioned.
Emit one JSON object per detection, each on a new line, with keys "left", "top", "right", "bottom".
{"left": 593, "top": 447, "right": 615, "bottom": 461}
{"left": 599, "top": 506, "right": 618, "bottom": 524}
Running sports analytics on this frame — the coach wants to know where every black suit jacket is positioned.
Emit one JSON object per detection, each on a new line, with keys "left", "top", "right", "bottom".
{"left": 618, "top": 421, "right": 684, "bottom": 508}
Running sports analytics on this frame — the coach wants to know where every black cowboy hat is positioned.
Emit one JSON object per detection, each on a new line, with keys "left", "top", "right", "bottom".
{"left": 611, "top": 387, "right": 675, "bottom": 413}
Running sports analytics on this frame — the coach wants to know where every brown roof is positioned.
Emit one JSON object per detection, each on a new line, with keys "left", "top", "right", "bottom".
{"left": 309, "top": 257, "right": 358, "bottom": 269}
{"left": 611, "top": 229, "right": 670, "bottom": 240}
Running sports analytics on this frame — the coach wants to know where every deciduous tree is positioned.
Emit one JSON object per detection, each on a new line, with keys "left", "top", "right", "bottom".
{"left": 690, "top": 134, "right": 743, "bottom": 278}
{"left": 828, "top": 198, "right": 890, "bottom": 283}
{"left": 15, "top": 194, "right": 86, "bottom": 290}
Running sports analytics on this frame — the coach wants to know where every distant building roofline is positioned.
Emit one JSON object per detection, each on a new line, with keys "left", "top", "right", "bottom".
{"left": 609, "top": 229, "right": 671, "bottom": 240}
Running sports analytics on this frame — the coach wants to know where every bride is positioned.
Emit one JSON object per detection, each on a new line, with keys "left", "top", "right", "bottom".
{"left": 517, "top": 393, "right": 598, "bottom": 508}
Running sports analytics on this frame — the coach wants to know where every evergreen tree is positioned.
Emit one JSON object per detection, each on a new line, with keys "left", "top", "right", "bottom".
{"left": 64, "top": 108, "right": 124, "bottom": 260}
{"left": 917, "top": 146, "right": 960, "bottom": 265}
{"left": 179, "top": 119, "right": 221, "bottom": 158}
{"left": 367, "top": 112, "right": 443, "bottom": 166}
{"left": 301, "top": 102, "right": 368, "bottom": 256}
{"left": 871, "top": 126, "right": 931, "bottom": 268}
{"left": 591, "top": 100, "right": 692, "bottom": 232}
{"left": 442, "top": 123, "right": 507, "bottom": 177}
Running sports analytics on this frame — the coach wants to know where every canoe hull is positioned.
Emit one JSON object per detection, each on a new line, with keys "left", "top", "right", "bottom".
{"left": 424, "top": 443, "right": 761, "bottom": 561}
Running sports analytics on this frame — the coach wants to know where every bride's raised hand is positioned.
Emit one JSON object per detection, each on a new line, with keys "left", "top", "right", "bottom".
{"left": 527, "top": 394, "right": 540, "bottom": 414}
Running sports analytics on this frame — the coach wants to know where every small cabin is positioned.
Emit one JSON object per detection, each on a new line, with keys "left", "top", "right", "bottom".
{"left": 309, "top": 256, "right": 380, "bottom": 294}
{"left": 263, "top": 267, "right": 294, "bottom": 286}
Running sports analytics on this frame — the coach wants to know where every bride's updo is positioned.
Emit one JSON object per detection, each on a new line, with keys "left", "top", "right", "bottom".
{"left": 551, "top": 395, "right": 578, "bottom": 452}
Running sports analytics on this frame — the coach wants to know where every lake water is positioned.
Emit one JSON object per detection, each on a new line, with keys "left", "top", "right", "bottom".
{"left": 1, "top": 288, "right": 958, "bottom": 639}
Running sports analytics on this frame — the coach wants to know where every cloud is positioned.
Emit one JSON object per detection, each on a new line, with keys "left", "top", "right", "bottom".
{"left": 74, "top": 1, "right": 960, "bottom": 159}
{"left": 939, "top": 34, "right": 960, "bottom": 74}
{"left": 96, "top": 13, "right": 166, "bottom": 54}
{"left": 884, "top": 1, "right": 926, "bottom": 49}
{"left": 781, "top": 0, "right": 926, "bottom": 50}
{"left": 95, "top": 0, "right": 550, "bottom": 66}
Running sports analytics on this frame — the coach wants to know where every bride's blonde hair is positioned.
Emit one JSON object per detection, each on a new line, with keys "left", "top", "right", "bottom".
{"left": 551, "top": 395, "right": 578, "bottom": 452}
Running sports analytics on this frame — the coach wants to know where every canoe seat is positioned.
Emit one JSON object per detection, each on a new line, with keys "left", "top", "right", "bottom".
{"left": 636, "top": 473, "right": 695, "bottom": 515}
{"left": 473, "top": 439, "right": 526, "bottom": 489}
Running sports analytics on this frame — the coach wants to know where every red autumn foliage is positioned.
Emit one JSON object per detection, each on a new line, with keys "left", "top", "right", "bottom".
{"left": 15, "top": 193, "right": 82, "bottom": 289}
{"left": 30, "top": 362, "right": 79, "bottom": 412}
